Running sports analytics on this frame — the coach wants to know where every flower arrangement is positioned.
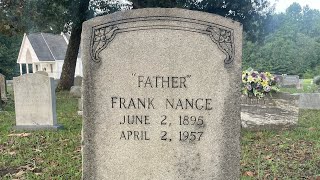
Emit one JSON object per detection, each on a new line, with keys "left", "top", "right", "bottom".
{"left": 242, "top": 69, "right": 280, "bottom": 98}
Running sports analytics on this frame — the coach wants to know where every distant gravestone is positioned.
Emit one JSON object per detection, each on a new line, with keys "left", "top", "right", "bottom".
{"left": 74, "top": 76, "right": 83, "bottom": 86}
{"left": 294, "top": 93, "right": 320, "bottom": 109}
{"left": 13, "top": 74, "right": 60, "bottom": 130}
{"left": 281, "top": 75, "right": 300, "bottom": 88}
{"left": 0, "top": 73, "right": 7, "bottom": 100}
{"left": 70, "top": 86, "right": 82, "bottom": 98}
{"left": 78, "top": 97, "right": 83, "bottom": 116}
{"left": 82, "top": 8, "right": 242, "bottom": 179}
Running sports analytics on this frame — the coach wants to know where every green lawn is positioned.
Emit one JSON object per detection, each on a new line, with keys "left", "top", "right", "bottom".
{"left": 1, "top": 91, "right": 320, "bottom": 179}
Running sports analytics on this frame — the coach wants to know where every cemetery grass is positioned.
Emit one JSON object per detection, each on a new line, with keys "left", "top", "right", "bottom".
{"left": 241, "top": 109, "right": 320, "bottom": 179}
{"left": 1, "top": 92, "right": 320, "bottom": 179}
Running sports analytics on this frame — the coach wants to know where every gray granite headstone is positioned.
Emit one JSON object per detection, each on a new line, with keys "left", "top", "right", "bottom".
{"left": 13, "top": 74, "right": 60, "bottom": 130}
{"left": 281, "top": 75, "right": 300, "bottom": 88}
{"left": 293, "top": 93, "right": 320, "bottom": 109}
{"left": 0, "top": 73, "right": 7, "bottom": 100}
{"left": 70, "top": 86, "right": 82, "bottom": 98}
{"left": 82, "top": 8, "right": 242, "bottom": 179}
{"left": 74, "top": 76, "right": 83, "bottom": 86}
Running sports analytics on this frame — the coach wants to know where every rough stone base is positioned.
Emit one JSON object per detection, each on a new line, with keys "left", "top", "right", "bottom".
{"left": 13, "top": 125, "right": 63, "bottom": 130}
{"left": 241, "top": 112, "right": 297, "bottom": 131}
{"left": 241, "top": 92, "right": 299, "bottom": 131}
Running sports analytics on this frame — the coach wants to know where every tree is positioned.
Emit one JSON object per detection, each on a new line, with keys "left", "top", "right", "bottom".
{"left": 56, "top": 0, "right": 90, "bottom": 91}
{"left": 55, "top": 0, "right": 121, "bottom": 91}
{"left": 0, "top": 34, "right": 21, "bottom": 78}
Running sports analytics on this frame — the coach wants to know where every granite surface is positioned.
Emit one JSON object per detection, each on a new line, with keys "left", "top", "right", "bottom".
{"left": 13, "top": 74, "right": 59, "bottom": 130}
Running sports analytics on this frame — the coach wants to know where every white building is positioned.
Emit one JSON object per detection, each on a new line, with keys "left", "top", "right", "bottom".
{"left": 17, "top": 33, "right": 82, "bottom": 79}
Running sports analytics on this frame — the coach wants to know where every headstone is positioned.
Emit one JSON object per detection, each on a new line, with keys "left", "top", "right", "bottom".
{"left": 13, "top": 74, "right": 61, "bottom": 130}
{"left": 297, "top": 79, "right": 303, "bottom": 89}
{"left": 54, "top": 79, "right": 60, "bottom": 89}
{"left": 0, "top": 73, "right": 7, "bottom": 100}
{"left": 70, "top": 86, "right": 82, "bottom": 98}
{"left": 280, "top": 75, "right": 300, "bottom": 88}
{"left": 6, "top": 80, "right": 13, "bottom": 87}
{"left": 82, "top": 8, "right": 242, "bottom": 179}
{"left": 78, "top": 97, "right": 83, "bottom": 116}
{"left": 241, "top": 92, "right": 299, "bottom": 130}
{"left": 74, "top": 76, "right": 83, "bottom": 86}
{"left": 293, "top": 93, "right": 320, "bottom": 109}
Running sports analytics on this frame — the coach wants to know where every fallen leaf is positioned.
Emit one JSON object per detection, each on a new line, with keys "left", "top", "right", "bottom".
{"left": 34, "top": 149, "right": 42, "bottom": 153}
{"left": 264, "top": 173, "right": 270, "bottom": 180}
{"left": 8, "top": 133, "right": 32, "bottom": 137}
{"left": 308, "top": 127, "right": 317, "bottom": 131}
{"left": 243, "top": 171, "right": 254, "bottom": 177}
{"left": 14, "top": 170, "right": 25, "bottom": 177}
{"left": 8, "top": 151, "right": 16, "bottom": 155}
{"left": 264, "top": 155, "right": 273, "bottom": 160}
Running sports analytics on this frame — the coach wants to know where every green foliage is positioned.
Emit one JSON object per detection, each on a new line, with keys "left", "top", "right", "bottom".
{"left": 243, "top": 3, "right": 320, "bottom": 76}
{"left": 313, "top": 76, "right": 320, "bottom": 85}
{"left": 0, "top": 34, "right": 22, "bottom": 78}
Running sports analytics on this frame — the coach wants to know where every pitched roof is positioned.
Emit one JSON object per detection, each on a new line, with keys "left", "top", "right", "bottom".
{"left": 27, "top": 33, "right": 68, "bottom": 61}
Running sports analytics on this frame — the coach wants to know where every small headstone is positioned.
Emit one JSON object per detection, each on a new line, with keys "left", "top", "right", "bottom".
{"left": 6, "top": 80, "right": 13, "bottom": 87}
{"left": 280, "top": 75, "right": 300, "bottom": 88}
{"left": 82, "top": 9, "right": 242, "bottom": 179}
{"left": 77, "top": 97, "right": 83, "bottom": 116}
{"left": 297, "top": 79, "right": 303, "bottom": 89}
{"left": 74, "top": 76, "right": 83, "bottom": 86}
{"left": 0, "top": 73, "right": 7, "bottom": 100}
{"left": 54, "top": 79, "right": 60, "bottom": 89}
{"left": 13, "top": 74, "right": 61, "bottom": 130}
{"left": 294, "top": 93, "right": 320, "bottom": 109}
{"left": 70, "top": 86, "right": 82, "bottom": 98}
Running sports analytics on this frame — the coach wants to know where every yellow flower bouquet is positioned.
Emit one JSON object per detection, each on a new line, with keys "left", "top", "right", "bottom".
{"left": 242, "top": 69, "right": 280, "bottom": 98}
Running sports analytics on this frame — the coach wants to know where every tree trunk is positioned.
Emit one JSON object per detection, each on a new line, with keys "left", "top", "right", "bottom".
{"left": 56, "top": 25, "right": 82, "bottom": 91}
{"left": 56, "top": 0, "right": 89, "bottom": 91}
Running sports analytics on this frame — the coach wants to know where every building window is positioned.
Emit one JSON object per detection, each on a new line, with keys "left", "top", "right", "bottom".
{"left": 50, "top": 64, "right": 53, "bottom": 73}
{"left": 36, "top": 65, "right": 38, "bottom": 71}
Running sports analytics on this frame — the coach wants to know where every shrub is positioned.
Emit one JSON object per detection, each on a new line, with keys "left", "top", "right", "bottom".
{"left": 313, "top": 76, "right": 320, "bottom": 85}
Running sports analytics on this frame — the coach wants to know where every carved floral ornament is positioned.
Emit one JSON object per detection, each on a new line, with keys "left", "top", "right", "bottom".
{"left": 90, "top": 21, "right": 235, "bottom": 65}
